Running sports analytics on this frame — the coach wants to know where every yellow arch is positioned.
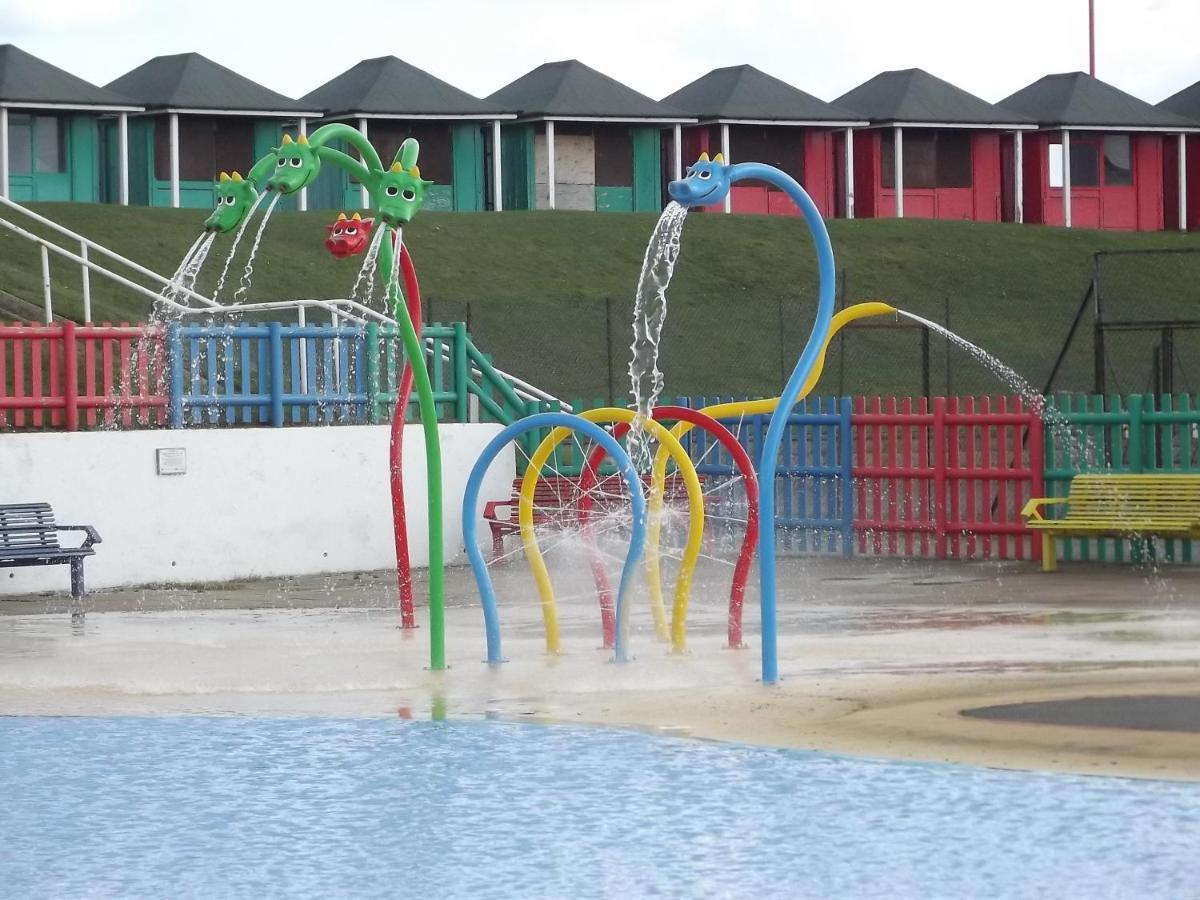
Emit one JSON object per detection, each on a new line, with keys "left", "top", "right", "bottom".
{"left": 519, "top": 408, "right": 705, "bottom": 654}
{"left": 644, "top": 302, "right": 897, "bottom": 616}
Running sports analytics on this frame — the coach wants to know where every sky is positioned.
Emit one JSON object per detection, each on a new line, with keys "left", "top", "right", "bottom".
{"left": 2, "top": 0, "right": 1198, "bottom": 107}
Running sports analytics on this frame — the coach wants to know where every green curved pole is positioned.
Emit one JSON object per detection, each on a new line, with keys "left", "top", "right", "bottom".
{"left": 379, "top": 232, "right": 445, "bottom": 669}
{"left": 307, "top": 122, "right": 384, "bottom": 174}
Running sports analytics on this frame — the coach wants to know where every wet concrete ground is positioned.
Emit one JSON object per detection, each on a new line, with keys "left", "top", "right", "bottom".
{"left": 2, "top": 555, "right": 1198, "bottom": 778}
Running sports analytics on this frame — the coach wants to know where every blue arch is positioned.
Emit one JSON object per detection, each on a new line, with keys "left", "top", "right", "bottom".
{"left": 462, "top": 413, "right": 648, "bottom": 664}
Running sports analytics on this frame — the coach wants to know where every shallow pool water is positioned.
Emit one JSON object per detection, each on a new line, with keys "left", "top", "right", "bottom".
{"left": 1, "top": 717, "right": 1197, "bottom": 899}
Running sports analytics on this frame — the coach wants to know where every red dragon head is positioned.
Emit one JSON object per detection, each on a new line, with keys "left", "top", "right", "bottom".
{"left": 324, "top": 212, "right": 375, "bottom": 259}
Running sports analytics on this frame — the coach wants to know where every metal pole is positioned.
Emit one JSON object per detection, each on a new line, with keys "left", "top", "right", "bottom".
{"left": 1062, "top": 129, "right": 1072, "bottom": 228}
{"left": 845, "top": 127, "right": 855, "bottom": 219}
{"left": 297, "top": 304, "right": 308, "bottom": 394}
{"left": 944, "top": 295, "right": 953, "bottom": 396}
{"left": 1014, "top": 130, "right": 1024, "bottom": 223}
{"left": 358, "top": 118, "right": 370, "bottom": 208}
{"left": 894, "top": 126, "right": 905, "bottom": 218}
{"left": 80, "top": 243, "right": 92, "bottom": 323}
{"left": 546, "top": 119, "right": 556, "bottom": 210}
{"left": 605, "top": 297, "right": 615, "bottom": 405}
{"left": 721, "top": 123, "right": 731, "bottom": 213}
{"left": 169, "top": 112, "right": 180, "bottom": 208}
{"left": 0, "top": 107, "right": 7, "bottom": 199}
{"left": 1161, "top": 327, "right": 1174, "bottom": 397}
{"left": 492, "top": 120, "right": 503, "bottom": 211}
{"left": 40, "top": 244, "right": 52, "bottom": 323}
{"left": 673, "top": 124, "right": 683, "bottom": 181}
{"left": 298, "top": 117, "right": 308, "bottom": 212}
{"left": 921, "top": 326, "right": 931, "bottom": 398}
{"left": 1178, "top": 133, "right": 1188, "bottom": 232}
{"left": 1088, "top": 0, "right": 1096, "bottom": 76}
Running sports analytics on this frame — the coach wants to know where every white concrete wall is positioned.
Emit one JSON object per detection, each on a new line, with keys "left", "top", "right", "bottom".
{"left": 535, "top": 132, "right": 595, "bottom": 210}
{"left": 0, "top": 424, "right": 514, "bottom": 595}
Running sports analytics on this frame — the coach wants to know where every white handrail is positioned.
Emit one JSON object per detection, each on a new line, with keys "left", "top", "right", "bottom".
{"left": 0, "top": 194, "right": 217, "bottom": 310}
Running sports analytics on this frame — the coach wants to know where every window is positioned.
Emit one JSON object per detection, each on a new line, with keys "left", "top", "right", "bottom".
{"left": 1048, "top": 142, "right": 1064, "bottom": 188}
{"left": 881, "top": 129, "right": 971, "bottom": 189}
{"left": 594, "top": 125, "right": 633, "bottom": 186}
{"left": 155, "top": 116, "right": 255, "bottom": 182}
{"left": 1069, "top": 141, "right": 1100, "bottom": 187}
{"left": 6, "top": 114, "right": 64, "bottom": 174}
{"left": 1103, "top": 134, "right": 1133, "bottom": 186}
{"left": 371, "top": 121, "right": 452, "bottom": 184}
{"left": 728, "top": 125, "right": 804, "bottom": 187}
{"left": 34, "top": 116, "right": 64, "bottom": 172}
{"left": 7, "top": 115, "right": 32, "bottom": 173}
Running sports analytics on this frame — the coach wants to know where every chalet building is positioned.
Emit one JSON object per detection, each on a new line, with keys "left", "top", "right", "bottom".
{"left": 835, "top": 68, "right": 1034, "bottom": 222}
{"left": 999, "top": 72, "right": 1197, "bottom": 231}
{"left": 1157, "top": 80, "right": 1200, "bottom": 231}
{"left": 662, "top": 65, "right": 865, "bottom": 216}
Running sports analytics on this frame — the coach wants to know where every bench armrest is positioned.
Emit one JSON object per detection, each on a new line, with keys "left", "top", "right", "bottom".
{"left": 482, "top": 500, "right": 514, "bottom": 522}
{"left": 57, "top": 525, "right": 102, "bottom": 548}
{"left": 1020, "top": 497, "right": 1068, "bottom": 522}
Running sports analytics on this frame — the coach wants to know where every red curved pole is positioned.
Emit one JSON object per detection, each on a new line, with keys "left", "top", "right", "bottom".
{"left": 576, "top": 405, "right": 759, "bottom": 649}
{"left": 390, "top": 242, "right": 421, "bottom": 628}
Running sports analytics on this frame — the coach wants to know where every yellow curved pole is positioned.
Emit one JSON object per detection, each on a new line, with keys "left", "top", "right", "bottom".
{"left": 645, "top": 302, "right": 897, "bottom": 614}
{"left": 519, "top": 408, "right": 705, "bottom": 654}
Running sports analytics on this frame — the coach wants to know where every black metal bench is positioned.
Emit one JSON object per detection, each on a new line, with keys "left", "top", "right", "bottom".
{"left": 0, "top": 503, "right": 101, "bottom": 604}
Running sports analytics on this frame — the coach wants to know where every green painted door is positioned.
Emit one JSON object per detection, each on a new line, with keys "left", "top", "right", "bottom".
{"left": 631, "top": 126, "right": 662, "bottom": 212}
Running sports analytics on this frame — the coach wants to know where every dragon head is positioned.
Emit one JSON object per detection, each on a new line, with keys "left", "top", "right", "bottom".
{"left": 324, "top": 212, "right": 375, "bottom": 259}
{"left": 204, "top": 171, "right": 258, "bottom": 232}
{"left": 265, "top": 133, "right": 320, "bottom": 194}
{"left": 376, "top": 138, "right": 432, "bottom": 226}
{"left": 667, "top": 152, "right": 732, "bottom": 208}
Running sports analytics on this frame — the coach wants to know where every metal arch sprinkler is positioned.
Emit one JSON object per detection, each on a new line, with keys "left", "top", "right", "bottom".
{"left": 462, "top": 413, "right": 648, "bottom": 665}
{"left": 667, "top": 152, "right": 838, "bottom": 685}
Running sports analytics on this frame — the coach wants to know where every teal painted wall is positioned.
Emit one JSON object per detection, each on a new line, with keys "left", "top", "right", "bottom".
{"left": 127, "top": 117, "right": 151, "bottom": 206}
{"left": 501, "top": 124, "right": 535, "bottom": 210}
{"left": 451, "top": 123, "right": 484, "bottom": 212}
{"left": 631, "top": 126, "right": 661, "bottom": 212}
{"left": 595, "top": 186, "right": 633, "bottom": 211}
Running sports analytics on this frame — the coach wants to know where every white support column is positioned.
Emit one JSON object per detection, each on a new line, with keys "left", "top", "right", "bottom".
{"left": 40, "top": 245, "right": 52, "bottom": 323}
{"left": 169, "top": 112, "right": 180, "bottom": 208}
{"left": 1014, "top": 130, "right": 1024, "bottom": 224}
{"left": 1178, "top": 133, "right": 1188, "bottom": 232}
{"left": 491, "top": 120, "right": 503, "bottom": 212}
{"left": 357, "top": 118, "right": 370, "bottom": 208}
{"left": 1062, "top": 128, "right": 1072, "bottom": 229}
{"left": 894, "top": 126, "right": 904, "bottom": 218}
{"left": 672, "top": 124, "right": 682, "bottom": 181}
{"left": 845, "top": 127, "right": 855, "bottom": 219}
{"left": 720, "top": 123, "right": 731, "bottom": 214}
{"left": 298, "top": 117, "right": 308, "bottom": 212}
{"left": 0, "top": 106, "right": 8, "bottom": 200}
{"left": 118, "top": 112, "right": 129, "bottom": 206}
{"left": 546, "top": 119, "right": 556, "bottom": 210}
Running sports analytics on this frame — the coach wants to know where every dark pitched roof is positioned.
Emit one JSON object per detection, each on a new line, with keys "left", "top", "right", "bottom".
{"left": 0, "top": 44, "right": 138, "bottom": 109}
{"left": 487, "top": 59, "right": 692, "bottom": 121}
{"left": 836, "top": 67, "right": 1031, "bottom": 127}
{"left": 106, "top": 53, "right": 315, "bottom": 115}
{"left": 300, "top": 56, "right": 511, "bottom": 119}
{"left": 1000, "top": 72, "right": 1196, "bottom": 130}
{"left": 663, "top": 64, "right": 864, "bottom": 123}
{"left": 1157, "top": 80, "right": 1200, "bottom": 126}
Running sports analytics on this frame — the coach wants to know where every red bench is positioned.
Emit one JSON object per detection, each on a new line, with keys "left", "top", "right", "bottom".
{"left": 483, "top": 474, "right": 696, "bottom": 562}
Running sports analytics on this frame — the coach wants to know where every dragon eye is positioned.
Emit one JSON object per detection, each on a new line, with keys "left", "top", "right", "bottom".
{"left": 289, "top": 157, "right": 302, "bottom": 168}
{"left": 225, "top": 195, "right": 236, "bottom": 205}
{"left": 699, "top": 170, "right": 712, "bottom": 180}
{"left": 401, "top": 188, "right": 416, "bottom": 201}
{"left": 385, "top": 185, "right": 399, "bottom": 197}
{"left": 333, "top": 227, "right": 343, "bottom": 235}
{"left": 276, "top": 157, "right": 286, "bottom": 167}
{"left": 345, "top": 227, "right": 357, "bottom": 235}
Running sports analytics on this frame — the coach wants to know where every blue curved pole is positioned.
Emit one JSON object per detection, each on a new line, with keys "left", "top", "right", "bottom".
{"left": 462, "top": 413, "right": 648, "bottom": 665}
{"left": 668, "top": 159, "right": 836, "bottom": 684}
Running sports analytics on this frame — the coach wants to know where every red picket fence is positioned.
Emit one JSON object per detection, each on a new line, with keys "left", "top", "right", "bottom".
{"left": 852, "top": 396, "right": 1045, "bottom": 561}
{"left": 0, "top": 322, "right": 167, "bottom": 431}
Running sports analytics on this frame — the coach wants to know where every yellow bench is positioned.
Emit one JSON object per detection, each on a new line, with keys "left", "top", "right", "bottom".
{"left": 1022, "top": 474, "right": 1200, "bottom": 572}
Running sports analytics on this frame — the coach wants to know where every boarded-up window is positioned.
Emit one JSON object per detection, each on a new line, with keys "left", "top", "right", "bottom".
{"left": 1069, "top": 141, "right": 1100, "bottom": 187}
{"left": 729, "top": 125, "right": 804, "bottom": 187}
{"left": 370, "top": 121, "right": 453, "bottom": 185}
{"left": 7, "top": 115, "right": 33, "bottom": 173}
{"left": 882, "top": 129, "right": 971, "bottom": 189}
{"left": 155, "top": 116, "right": 254, "bottom": 182}
{"left": 1103, "top": 134, "right": 1133, "bottom": 186}
{"left": 594, "top": 125, "right": 632, "bottom": 186}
